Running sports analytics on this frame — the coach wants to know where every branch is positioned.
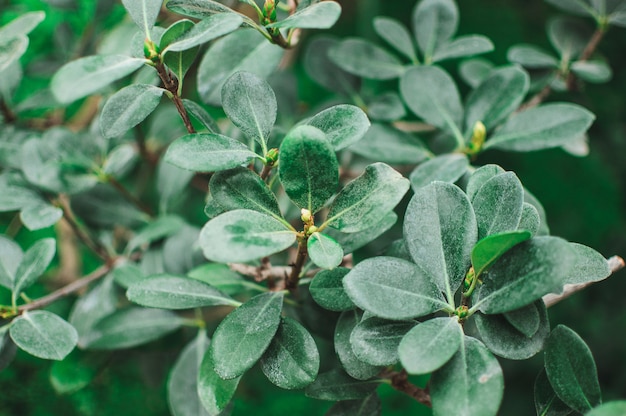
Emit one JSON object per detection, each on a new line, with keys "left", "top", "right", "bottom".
{"left": 543, "top": 255, "right": 625, "bottom": 308}
{"left": 154, "top": 62, "right": 196, "bottom": 134}
{"left": 379, "top": 368, "right": 431, "bottom": 407}
{"left": 106, "top": 175, "right": 154, "bottom": 217}
{"left": 0, "top": 99, "right": 16, "bottom": 123}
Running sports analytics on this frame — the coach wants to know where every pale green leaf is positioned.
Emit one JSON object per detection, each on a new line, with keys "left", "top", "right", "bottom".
{"left": 432, "top": 35, "right": 493, "bottom": 62}
{"left": 198, "top": 346, "right": 241, "bottom": 415}
{"left": 466, "top": 164, "right": 505, "bottom": 201}
{"left": 308, "top": 232, "right": 344, "bottom": 270}
{"left": 351, "top": 317, "right": 415, "bottom": 366}
{"left": 13, "top": 238, "right": 56, "bottom": 300}
{"left": 305, "top": 105, "right": 370, "bottom": 151}
{"left": 412, "top": 0, "right": 458, "bottom": 61}
{"left": 586, "top": 401, "right": 626, "bottom": 416}
{"left": 187, "top": 263, "right": 245, "bottom": 296}
{"left": 101, "top": 84, "right": 164, "bottom": 139}
{"left": 303, "top": 36, "right": 359, "bottom": 95}
{"left": 20, "top": 202, "right": 63, "bottom": 231}
{"left": 518, "top": 202, "right": 540, "bottom": 235}
{"left": 103, "top": 144, "right": 139, "bottom": 177}
{"left": 121, "top": 0, "right": 163, "bottom": 34}
{"left": 548, "top": 17, "right": 591, "bottom": 60}
{"left": 267, "top": 1, "right": 341, "bottom": 29}
{"left": 309, "top": 268, "right": 355, "bottom": 312}
{"left": 126, "top": 215, "right": 186, "bottom": 253}
{"left": 373, "top": 16, "right": 416, "bottom": 62}
{"left": 69, "top": 275, "right": 118, "bottom": 348}
{"left": 335, "top": 310, "right": 382, "bottom": 380}
{"left": 366, "top": 92, "right": 407, "bottom": 121}
{"left": 507, "top": 44, "right": 559, "bottom": 68}
{"left": 165, "top": 13, "right": 242, "bottom": 52}
{"left": 325, "top": 393, "right": 382, "bottom": 416}
{"left": 458, "top": 58, "right": 494, "bottom": 88}
{"left": 182, "top": 99, "right": 219, "bottom": 133}
{"left": 409, "top": 154, "right": 468, "bottom": 190}
{"left": 0, "top": 236, "right": 22, "bottom": 289}
{"left": 571, "top": 60, "right": 612, "bottom": 83}
{"left": 305, "top": 369, "right": 379, "bottom": 401}
{"left": 10, "top": 311, "right": 77, "bottom": 361}
{"left": 167, "top": 0, "right": 235, "bottom": 18}
{"left": 325, "top": 211, "right": 397, "bottom": 255}
{"left": 0, "top": 11, "right": 45, "bottom": 41}
{"left": 504, "top": 302, "right": 541, "bottom": 338}
{"left": 160, "top": 19, "right": 199, "bottom": 85}
{"left": 472, "top": 172, "right": 525, "bottom": 239}
{"left": 349, "top": 123, "right": 428, "bottom": 165}
{"left": 561, "top": 243, "right": 610, "bottom": 285}
{"left": 0, "top": 185, "right": 40, "bottom": 212}
{"left": 329, "top": 38, "right": 406, "bottom": 80}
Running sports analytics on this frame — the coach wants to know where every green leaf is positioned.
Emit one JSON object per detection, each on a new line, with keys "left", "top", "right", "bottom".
{"left": 278, "top": 125, "right": 338, "bottom": 213}
{"left": 303, "top": 36, "right": 359, "bottom": 96}
{"left": 518, "top": 202, "right": 540, "bottom": 235}
{"left": 10, "top": 311, "right": 77, "bottom": 361}
{"left": 471, "top": 230, "right": 532, "bottom": 277}
{"left": 329, "top": 38, "right": 406, "bottom": 80}
{"left": 476, "top": 237, "right": 575, "bottom": 314}
{"left": 0, "top": 236, "right": 22, "bottom": 289}
{"left": 351, "top": 317, "right": 415, "bottom": 366}
{"left": 400, "top": 66, "right": 463, "bottom": 135}
{"left": 221, "top": 71, "right": 276, "bottom": 148}
{"left": 209, "top": 167, "right": 282, "bottom": 218}
{"left": 373, "top": 17, "right": 416, "bottom": 62}
{"left": 49, "top": 350, "right": 97, "bottom": 395}
{"left": 267, "top": 1, "right": 341, "bottom": 29}
{"left": 182, "top": 99, "right": 219, "bottom": 133}
{"left": 0, "top": 37, "right": 28, "bottom": 73}
{"left": 157, "top": 157, "right": 195, "bottom": 214}
{"left": 475, "top": 300, "right": 550, "bottom": 360}
{"left": 432, "top": 35, "right": 494, "bottom": 62}
{"left": 545, "top": 325, "right": 602, "bottom": 413}
{"left": 459, "top": 58, "right": 495, "bottom": 88}
{"left": 398, "top": 317, "right": 463, "bottom": 375}
{"left": 0, "top": 185, "right": 40, "bottom": 212}
{"left": 199, "top": 209, "right": 295, "bottom": 263}
{"left": 335, "top": 310, "right": 382, "bottom": 380}
{"left": 83, "top": 308, "right": 183, "bottom": 350}
{"left": 305, "top": 369, "right": 379, "bottom": 401}
{"left": 101, "top": 84, "right": 164, "bottom": 139}
{"left": 366, "top": 92, "right": 407, "bottom": 122}
{"left": 343, "top": 256, "right": 448, "bottom": 320}
{"left": 309, "top": 268, "right": 355, "bottom": 312}
{"left": 507, "top": 44, "right": 559, "bottom": 68}
{"left": 308, "top": 232, "right": 344, "bottom": 270}
{"left": 260, "top": 317, "right": 320, "bottom": 389}
{"left": 409, "top": 154, "right": 468, "bottom": 190}
{"left": 504, "top": 302, "right": 541, "bottom": 338}
{"left": 306, "top": 105, "right": 370, "bottom": 151}
{"left": 412, "top": 0, "right": 458, "bottom": 61}
{"left": 69, "top": 275, "right": 118, "bottom": 348}
{"left": 197, "top": 29, "right": 283, "bottom": 105}
{"left": 210, "top": 292, "right": 283, "bottom": 379}
{"left": 160, "top": 19, "right": 199, "bottom": 86}
{"left": 127, "top": 274, "right": 239, "bottom": 309}
{"left": 350, "top": 123, "right": 428, "bottom": 165}
{"left": 586, "top": 401, "right": 626, "bottom": 416}
{"left": 0, "top": 11, "right": 45, "bottom": 40}
{"left": 404, "top": 181, "right": 477, "bottom": 296}
{"left": 198, "top": 345, "right": 241, "bottom": 415}
{"left": 534, "top": 368, "right": 575, "bottom": 416}
{"left": 472, "top": 172, "right": 525, "bottom": 239}
{"left": 466, "top": 164, "right": 505, "bottom": 201}
{"left": 464, "top": 65, "right": 530, "bottom": 131}
{"left": 544, "top": 0, "right": 597, "bottom": 17}
{"left": 325, "top": 163, "right": 409, "bottom": 233}
{"left": 51, "top": 55, "right": 145, "bottom": 104}
{"left": 126, "top": 215, "right": 186, "bottom": 253}
{"left": 20, "top": 202, "right": 63, "bottom": 231}
{"left": 167, "top": 0, "right": 235, "bottom": 18}
{"left": 326, "top": 211, "right": 397, "bottom": 255}
{"left": 168, "top": 331, "right": 211, "bottom": 416}
{"left": 430, "top": 337, "right": 503, "bottom": 416}
{"left": 609, "top": 10, "right": 626, "bottom": 27}
{"left": 548, "top": 17, "right": 591, "bottom": 60}
{"left": 121, "top": 0, "right": 162, "bottom": 34}
{"left": 485, "top": 103, "right": 595, "bottom": 152}
{"left": 103, "top": 143, "right": 139, "bottom": 177}
{"left": 13, "top": 238, "right": 56, "bottom": 301}
{"left": 325, "top": 393, "right": 382, "bottom": 416}
{"left": 561, "top": 243, "right": 610, "bottom": 285}
{"left": 188, "top": 263, "right": 246, "bottom": 296}
{"left": 164, "top": 133, "right": 258, "bottom": 172}
{"left": 165, "top": 13, "right": 242, "bottom": 52}
{"left": 571, "top": 60, "right": 612, "bottom": 83}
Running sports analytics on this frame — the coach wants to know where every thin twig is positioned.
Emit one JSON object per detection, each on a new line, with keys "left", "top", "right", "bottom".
{"left": 543, "top": 255, "right": 625, "bottom": 308}
{"left": 154, "top": 62, "right": 196, "bottom": 134}
{"left": 107, "top": 175, "right": 154, "bottom": 217}
{"left": 379, "top": 368, "right": 431, "bottom": 407}
{"left": 0, "top": 100, "right": 16, "bottom": 123}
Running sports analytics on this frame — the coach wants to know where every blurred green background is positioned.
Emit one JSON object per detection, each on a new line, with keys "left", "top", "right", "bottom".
{"left": 1, "top": 0, "right": 625, "bottom": 414}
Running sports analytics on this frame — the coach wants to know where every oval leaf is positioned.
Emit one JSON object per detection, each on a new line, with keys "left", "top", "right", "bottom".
{"left": 373, "top": 16, "right": 417, "bottom": 62}
{"left": 412, "top": 0, "right": 458, "bottom": 61}
{"left": 210, "top": 292, "right": 284, "bottom": 379}
{"left": 472, "top": 172, "right": 525, "bottom": 240}
{"left": 329, "top": 38, "right": 406, "bottom": 80}
{"left": 350, "top": 123, "right": 428, "bottom": 165}
{"left": 165, "top": 13, "right": 243, "bottom": 52}
{"left": 121, "top": 0, "right": 162, "bottom": 34}
{"left": 534, "top": 368, "right": 575, "bottom": 416}
{"left": 351, "top": 317, "right": 416, "bottom": 366}
{"left": 305, "top": 369, "right": 379, "bottom": 401}
{"left": 409, "top": 154, "right": 468, "bottom": 190}
{"left": 267, "top": 1, "right": 341, "bottom": 29}
{"left": 305, "top": 104, "right": 370, "bottom": 151}
{"left": 10, "top": 311, "right": 77, "bottom": 361}
{"left": 309, "top": 268, "right": 355, "bottom": 312}
{"left": 198, "top": 346, "right": 241, "bottom": 415}
{"left": 471, "top": 230, "right": 532, "bottom": 277}
{"left": 561, "top": 243, "right": 610, "bottom": 286}
{"left": 335, "top": 310, "right": 382, "bottom": 380}
{"left": 167, "top": 0, "right": 235, "bottom": 18}
{"left": 308, "top": 232, "right": 344, "bottom": 270}
{"left": 101, "top": 84, "right": 164, "bottom": 139}
{"left": 432, "top": 34, "right": 494, "bottom": 62}
{"left": 507, "top": 44, "right": 559, "bottom": 68}
{"left": 13, "top": 238, "right": 56, "bottom": 300}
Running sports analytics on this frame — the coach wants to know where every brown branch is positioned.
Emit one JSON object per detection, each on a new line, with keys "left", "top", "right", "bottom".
{"left": 106, "top": 175, "right": 154, "bottom": 217}
{"left": 0, "top": 100, "right": 16, "bottom": 123}
{"left": 543, "top": 255, "right": 625, "bottom": 308}
{"left": 379, "top": 368, "right": 431, "bottom": 407}
{"left": 154, "top": 62, "right": 196, "bottom": 134}
{"left": 286, "top": 238, "right": 308, "bottom": 291}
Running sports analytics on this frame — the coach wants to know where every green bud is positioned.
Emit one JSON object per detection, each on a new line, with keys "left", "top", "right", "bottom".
{"left": 263, "top": 0, "right": 277, "bottom": 22}
{"left": 265, "top": 148, "right": 279, "bottom": 165}
{"left": 468, "top": 120, "right": 486, "bottom": 154}
{"left": 143, "top": 38, "right": 160, "bottom": 63}
{"left": 307, "top": 225, "right": 318, "bottom": 235}
{"left": 300, "top": 208, "right": 312, "bottom": 224}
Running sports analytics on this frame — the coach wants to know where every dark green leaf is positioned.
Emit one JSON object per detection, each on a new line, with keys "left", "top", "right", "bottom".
{"left": 308, "top": 232, "right": 344, "bottom": 270}
{"left": 260, "top": 317, "right": 319, "bottom": 389}
{"left": 305, "top": 369, "right": 378, "bottom": 401}
{"left": 476, "top": 237, "right": 575, "bottom": 314}
{"left": 303, "top": 36, "right": 359, "bottom": 96}
{"left": 198, "top": 346, "right": 241, "bottom": 415}
{"left": 167, "top": 0, "right": 235, "bottom": 18}
{"left": 432, "top": 35, "right": 494, "bottom": 62}
{"left": 329, "top": 38, "right": 405, "bottom": 80}
{"left": 561, "top": 243, "right": 610, "bottom": 285}
{"left": 310, "top": 268, "right": 355, "bottom": 312}
{"left": 13, "top": 238, "right": 56, "bottom": 300}
{"left": 182, "top": 99, "right": 219, "bottom": 133}
{"left": 471, "top": 230, "right": 532, "bottom": 277}
{"left": 504, "top": 302, "right": 541, "bottom": 338}
{"left": 325, "top": 393, "right": 381, "bottom": 416}
{"left": 398, "top": 317, "right": 463, "bottom": 374}
{"left": 325, "top": 163, "right": 409, "bottom": 233}
{"left": 373, "top": 17, "right": 416, "bottom": 62}
{"left": 20, "top": 202, "right": 63, "bottom": 231}
{"left": 335, "top": 310, "right": 382, "bottom": 380}
{"left": 343, "top": 256, "right": 448, "bottom": 320}
{"left": 199, "top": 209, "right": 295, "bottom": 263}
{"left": 221, "top": 71, "right": 276, "bottom": 148}
{"left": 412, "top": 0, "right": 458, "bottom": 61}
{"left": 160, "top": 20, "right": 199, "bottom": 85}
{"left": 430, "top": 337, "right": 503, "bottom": 416}
{"left": 472, "top": 172, "right": 525, "bottom": 239}
{"left": 404, "top": 181, "right": 477, "bottom": 296}
{"left": 164, "top": 133, "right": 258, "bottom": 172}
{"left": 485, "top": 103, "right": 595, "bottom": 152}
{"left": 507, "top": 44, "right": 559, "bottom": 68}
{"left": 548, "top": 17, "right": 591, "bottom": 60}
{"left": 51, "top": 55, "right": 145, "bottom": 104}
{"left": 545, "top": 325, "right": 602, "bottom": 413}
{"left": 351, "top": 317, "right": 415, "bottom": 366}
{"left": 267, "top": 1, "right": 341, "bottom": 29}
{"left": 121, "top": 0, "right": 162, "bottom": 34}
{"left": 165, "top": 14, "right": 243, "bottom": 52}
{"left": 210, "top": 292, "right": 284, "bottom": 379}
{"left": 278, "top": 125, "right": 338, "bottom": 213}
{"left": 126, "top": 215, "right": 186, "bottom": 253}
{"left": 0, "top": 331, "right": 17, "bottom": 371}
{"left": 49, "top": 350, "right": 97, "bottom": 395}
{"left": 83, "top": 308, "right": 183, "bottom": 350}
{"left": 69, "top": 275, "right": 118, "bottom": 348}
{"left": 127, "top": 274, "right": 239, "bottom": 309}
{"left": 10, "top": 311, "right": 77, "bottom": 360}
{"left": 534, "top": 368, "right": 574, "bottom": 416}
{"left": 409, "top": 154, "right": 468, "bottom": 190}
{"left": 306, "top": 105, "right": 370, "bottom": 151}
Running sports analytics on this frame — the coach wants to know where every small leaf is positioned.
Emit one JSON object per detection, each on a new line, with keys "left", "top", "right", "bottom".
{"left": 267, "top": 1, "right": 341, "bottom": 29}
{"left": 0, "top": 11, "right": 45, "bottom": 40}
{"left": 260, "top": 317, "right": 320, "bottom": 389}
{"left": 83, "top": 308, "right": 183, "bottom": 350}
{"left": 168, "top": 331, "right": 210, "bottom": 416}
{"left": 69, "top": 275, "right": 118, "bottom": 348}
{"left": 13, "top": 238, "right": 56, "bottom": 300}
{"left": 100, "top": 84, "right": 164, "bottom": 139}
{"left": 209, "top": 167, "right": 282, "bottom": 218}
{"left": 459, "top": 58, "right": 494, "bottom": 88}
{"left": 548, "top": 17, "right": 591, "bottom": 60}
{"left": 343, "top": 256, "right": 448, "bottom": 320}
{"left": 303, "top": 36, "right": 359, "bottom": 96}
{"left": 366, "top": 92, "right": 407, "bottom": 122}
{"left": 534, "top": 368, "right": 575, "bottom": 416}
{"left": 412, "top": 0, "right": 458, "bottom": 61}
{"left": 545, "top": 325, "right": 602, "bottom": 413}
{"left": 126, "top": 215, "right": 186, "bottom": 253}
{"left": 586, "top": 401, "right": 626, "bottom": 416}
{"left": 127, "top": 274, "right": 239, "bottom": 309}
{"left": 0, "top": 236, "right": 22, "bottom": 289}
{"left": 199, "top": 209, "right": 295, "bottom": 263}
{"left": 306, "top": 105, "right": 370, "bottom": 151}
{"left": 544, "top": 0, "right": 596, "bottom": 17}
{"left": 571, "top": 60, "right": 612, "bottom": 83}
{"left": 103, "top": 143, "right": 139, "bottom": 177}
{"left": 398, "top": 317, "right": 463, "bottom": 374}
{"left": 504, "top": 302, "right": 541, "bottom": 338}
{"left": 409, "top": 154, "right": 468, "bottom": 190}
{"left": 167, "top": 0, "right": 235, "bottom": 18}
{"left": 432, "top": 35, "right": 494, "bottom": 62}
{"left": 51, "top": 55, "right": 145, "bottom": 104}
{"left": 466, "top": 164, "right": 505, "bottom": 201}
{"left": 278, "top": 125, "right": 338, "bottom": 213}
{"left": 561, "top": 243, "right": 610, "bottom": 286}
{"left": 329, "top": 38, "right": 406, "bottom": 80}
{"left": 188, "top": 263, "right": 246, "bottom": 296}
{"left": 198, "top": 346, "right": 241, "bottom": 415}
{"left": 121, "top": 0, "right": 163, "bottom": 34}
{"left": 10, "top": 311, "right": 77, "bottom": 360}
{"left": 0, "top": 36, "right": 28, "bottom": 73}
{"left": 404, "top": 181, "right": 477, "bottom": 296}
{"left": 400, "top": 66, "right": 463, "bottom": 135}
{"left": 350, "top": 123, "right": 428, "bottom": 165}
{"left": 309, "top": 268, "right": 355, "bottom": 312}
{"left": 165, "top": 13, "right": 243, "bottom": 52}
{"left": 20, "top": 202, "right": 63, "bottom": 231}
{"left": 210, "top": 292, "right": 284, "bottom": 379}
{"left": 507, "top": 44, "right": 559, "bottom": 68}
{"left": 160, "top": 20, "right": 199, "bottom": 85}
{"left": 518, "top": 202, "right": 540, "bottom": 235}
{"left": 471, "top": 230, "right": 532, "bottom": 277}
{"left": 308, "top": 232, "right": 344, "bottom": 270}
{"left": 157, "top": 159, "right": 195, "bottom": 213}
{"left": 373, "top": 17, "right": 416, "bottom": 62}
{"left": 472, "top": 172, "right": 525, "bottom": 240}
{"left": 326, "top": 211, "right": 397, "bottom": 255}
{"left": 305, "top": 369, "right": 379, "bottom": 401}
{"left": 335, "top": 310, "right": 382, "bottom": 380}
{"left": 325, "top": 393, "right": 382, "bottom": 416}
{"left": 485, "top": 103, "right": 595, "bottom": 152}
{"left": 221, "top": 71, "right": 276, "bottom": 148}
{"left": 430, "top": 337, "right": 504, "bottom": 416}
{"left": 325, "top": 163, "right": 409, "bottom": 233}
{"left": 351, "top": 317, "right": 416, "bottom": 366}
{"left": 164, "top": 133, "right": 258, "bottom": 172}
{"left": 182, "top": 99, "right": 219, "bottom": 133}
